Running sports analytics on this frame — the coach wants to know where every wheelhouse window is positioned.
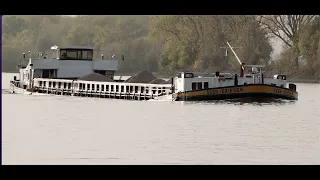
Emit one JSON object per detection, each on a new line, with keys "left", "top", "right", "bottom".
{"left": 82, "top": 50, "right": 93, "bottom": 60}
{"left": 60, "top": 50, "right": 78, "bottom": 60}
{"left": 59, "top": 48, "right": 93, "bottom": 60}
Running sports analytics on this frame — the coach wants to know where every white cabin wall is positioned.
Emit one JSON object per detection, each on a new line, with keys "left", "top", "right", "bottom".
{"left": 31, "top": 59, "right": 118, "bottom": 78}
{"left": 238, "top": 78, "right": 251, "bottom": 85}
{"left": 174, "top": 77, "right": 185, "bottom": 92}
{"left": 264, "top": 78, "right": 287, "bottom": 87}
{"left": 19, "top": 69, "right": 23, "bottom": 83}
{"left": 19, "top": 61, "right": 33, "bottom": 87}
{"left": 216, "top": 79, "right": 234, "bottom": 87}
{"left": 183, "top": 77, "right": 214, "bottom": 91}
{"left": 179, "top": 78, "right": 185, "bottom": 92}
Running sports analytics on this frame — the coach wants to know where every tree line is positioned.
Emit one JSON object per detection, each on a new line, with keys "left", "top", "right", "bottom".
{"left": 2, "top": 15, "right": 319, "bottom": 79}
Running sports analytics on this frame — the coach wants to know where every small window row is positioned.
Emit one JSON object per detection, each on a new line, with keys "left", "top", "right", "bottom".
{"left": 191, "top": 82, "right": 209, "bottom": 90}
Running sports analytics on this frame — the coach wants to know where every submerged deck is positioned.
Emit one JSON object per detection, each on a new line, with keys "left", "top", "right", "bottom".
{"left": 31, "top": 78, "right": 172, "bottom": 101}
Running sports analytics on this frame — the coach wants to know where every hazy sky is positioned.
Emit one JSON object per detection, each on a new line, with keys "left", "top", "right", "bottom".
{"left": 270, "top": 38, "right": 284, "bottom": 59}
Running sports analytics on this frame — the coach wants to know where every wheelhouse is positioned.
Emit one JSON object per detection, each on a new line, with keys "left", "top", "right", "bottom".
{"left": 58, "top": 46, "right": 94, "bottom": 60}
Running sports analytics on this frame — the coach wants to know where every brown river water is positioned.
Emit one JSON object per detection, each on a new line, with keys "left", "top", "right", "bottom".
{"left": 2, "top": 72, "right": 320, "bottom": 164}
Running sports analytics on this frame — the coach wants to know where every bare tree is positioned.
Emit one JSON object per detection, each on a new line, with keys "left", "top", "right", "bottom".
{"left": 258, "top": 15, "right": 316, "bottom": 66}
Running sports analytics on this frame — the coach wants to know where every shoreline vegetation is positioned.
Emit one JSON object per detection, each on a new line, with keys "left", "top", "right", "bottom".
{"left": 2, "top": 15, "right": 319, "bottom": 83}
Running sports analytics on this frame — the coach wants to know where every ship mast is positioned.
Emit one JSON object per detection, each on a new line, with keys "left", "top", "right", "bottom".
{"left": 226, "top": 42, "right": 242, "bottom": 65}
{"left": 225, "top": 42, "right": 245, "bottom": 77}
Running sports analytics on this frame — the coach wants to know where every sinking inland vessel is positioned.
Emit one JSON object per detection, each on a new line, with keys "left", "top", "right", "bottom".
{"left": 9, "top": 45, "right": 172, "bottom": 100}
{"left": 9, "top": 42, "right": 298, "bottom": 102}
{"left": 171, "top": 42, "right": 298, "bottom": 101}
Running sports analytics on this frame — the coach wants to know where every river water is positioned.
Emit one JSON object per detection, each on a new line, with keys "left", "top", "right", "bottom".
{"left": 2, "top": 72, "right": 320, "bottom": 165}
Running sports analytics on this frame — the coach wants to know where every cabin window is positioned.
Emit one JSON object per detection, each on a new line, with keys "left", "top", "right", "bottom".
{"left": 64, "top": 82, "right": 67, "bottom": 89}
{"left": 59, "top": 49, "right": 93, "bottom": 60}
{"left": 185, "top": 73, "right": 194, "bottom": 78}
{"left": 39, "top": 81, "right": 42, "bottom": 87}
{"left": 197, "top": 82, "right": 202, "bottom": 90}
{"left": 116, "top": 85, "right": 119, "bottom": 92}
{"left": 58, "top": 82, "right": 61, "bottom": 88}
{"left": 82, "top": 84, "right": 85, "bottom": 90}
{"left": 82, "top": 50, "right": 88, "bottom": 60}
{"left": 126, "top": 86, "right": 129, "bottom": 93}
{"left": 91, "top": 84, "right": 95, "bottom": 91}
{"left": 53, "top": 82, "right": 56, "bottom": 88}
{"left": 121, "top": 85, "right": 124, "bottom": 92}
{"left": 60, "top": 50, "right": 67, "bottom": 59}
{"left": 77, "top": 50, "right": 82, "bottom": 59}
{"left": 79, "top": 83, "right": 82, "bottom": 90}
{"left": 43, "top": 81, "right": 46, "bottom": 87}
{"left": 146, "top": 88, "right": 149, "bottom": 94}
{"left": 88, "top": 50, "right": 93, "bottom": 60}
{"left": 49, "top": 82, "right": 52, "bottom": 88}
{"left": 135, "top": 86, "right": 138, "bottom": 93}
{"left": 192, "top": 83, "right": 197, "bottom": 90}
{"left": 130, "top": 86, "right": 133, "bottom": 93}
{"left": 97, "top": 84, "right": 100, "bottom": 91}
{"left": 42, "top": 70, "right": 54, "bottom": 78}
{"left": 68, "top": 50, "right": 77, "bottom": 59}
{"left": 94, "top": 70, "right": 106, "bottom": 76}
{"left": 81, "top": 50, "right": 93, "bottom": 60}
{"left": 111, "top": 85, "right": 114, "bottom": 92}
{"left": 68, "top": 83, "right": 71, "bottom": 89}
{"left": 87, "top": 84, "right": 90, "bottom": 90}
{"left": 204, "top": 82, "right": 209, "bottom": 89}
{"left": 101, "top": 84, "right": 105, "bottom": 91}
{"left": 141, "top": 87, "right": 145, "bottom": 93}
{"left": 60, "top": 50, "right": 78, "bottom": 60}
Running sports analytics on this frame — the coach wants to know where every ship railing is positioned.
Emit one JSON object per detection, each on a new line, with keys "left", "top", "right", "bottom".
{"left": 33, "top": 78, "right": 172, "bottom": 97}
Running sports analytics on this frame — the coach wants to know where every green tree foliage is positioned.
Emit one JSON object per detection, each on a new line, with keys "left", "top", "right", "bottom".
{"left": 2, "top": 15, "right": 318, "bottom": 79}
{"left": 149, "top": 15, "right": 273, "bottom": 72}
{"left": 298, "top": 16, "right": 320, "bottom": 78}
{"left": 265, "top": 16, "right": 320, "bottom": 79}
{"left": 259, "top": 15, "right": 317, "bottom": 67}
